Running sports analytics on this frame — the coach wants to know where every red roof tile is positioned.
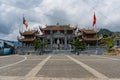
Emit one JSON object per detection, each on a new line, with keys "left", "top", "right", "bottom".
{"left": 83, "top": 38, "right": 100, "bottom": 41}
{"left": 20, "top": 30, "right": 39, "bottom": 36}
{"left": 79, "top": 29, "right": 98, "bottom": 34}
{"left": 41, "top": 25, "right": 75, "bottom": 31}
{"left": 18, "top": 38, "right": 35, "bottom": 42}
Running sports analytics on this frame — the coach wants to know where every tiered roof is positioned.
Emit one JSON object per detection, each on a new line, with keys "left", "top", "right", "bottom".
{"left": 41, "top": 25, "right": 76, "bottom": 31}
{"left": 79, "top": 29, "right": 97, "bottom": 34}
{"left": 20, "top": 30, "right": 39, "bottom": 36}
{"left": 78, "top": 29, "right": 101, "bottom": 41}
{"left": 18, "top": 38, "right": 35, "bottom": 42}
{"left": 83, "top": 38, "right": 100, "bottom": 41}
{"left": 18, "top": 30, "right": 39, "bottom": 42}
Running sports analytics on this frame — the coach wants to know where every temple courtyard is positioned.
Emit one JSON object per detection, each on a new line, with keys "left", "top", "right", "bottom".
{"left": 0, "top": 54, "right": 120, "bottom": 80}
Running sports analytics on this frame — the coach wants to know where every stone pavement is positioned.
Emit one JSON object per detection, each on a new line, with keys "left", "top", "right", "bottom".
{"left": 0, "top": 54, "right": 120, "bottom": 80}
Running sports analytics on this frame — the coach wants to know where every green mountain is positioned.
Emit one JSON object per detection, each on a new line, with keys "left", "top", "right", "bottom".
{"left": 99, "top": 28, "right": 113, "bottom": 36}
{"left": 99, "top": 28, "right": 120, "bottom": 38}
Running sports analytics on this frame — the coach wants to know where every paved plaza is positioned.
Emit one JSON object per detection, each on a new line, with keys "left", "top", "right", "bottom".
{"left": 0, "top": 54, "right": 120, "bottom": 80}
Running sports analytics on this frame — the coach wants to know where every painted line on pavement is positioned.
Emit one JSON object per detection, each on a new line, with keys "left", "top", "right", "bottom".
{"left": 0, "top": 56, "right": 27, "bottom": 70}
{"left": 92, "top": 55, "right": 120, "bottom": 60}
{"left": 66, "top": 55, "right": 109, "bottom": 80}
{"left": 25, "top": 55, "right": 51, "bottom": 78}
{"left": 0, "top": 56, "right": 10, "bottom": 59}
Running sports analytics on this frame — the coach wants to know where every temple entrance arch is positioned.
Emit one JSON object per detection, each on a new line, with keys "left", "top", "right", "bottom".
{"left": 53, "top": 38, "right": 65, "bottom": 49}
{"left": 53, "top": 31, "right": 66, "bottom": 49}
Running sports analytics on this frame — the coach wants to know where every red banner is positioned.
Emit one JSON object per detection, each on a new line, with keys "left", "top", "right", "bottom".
{"left": 93, "top": 12, "right": 96, "bottom": 27}
{"left": 23, "top": 17, "right": 28, "bottom": 29}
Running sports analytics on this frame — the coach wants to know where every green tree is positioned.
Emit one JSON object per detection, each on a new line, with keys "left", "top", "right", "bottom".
{"left": 34, "top": 38, "right": 49, "bottom": 55}
{"left": 102, "top": 38, "right": 114, "bottom": 49}
{"left": 69, "top": 38, "right": 86, "bottom": 54}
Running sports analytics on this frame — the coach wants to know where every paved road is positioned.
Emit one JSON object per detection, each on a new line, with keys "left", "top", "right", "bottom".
{"left": 0, "top": 54, "right": 120, "bottom": 80}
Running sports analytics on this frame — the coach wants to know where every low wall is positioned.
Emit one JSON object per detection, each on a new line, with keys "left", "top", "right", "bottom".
{"left": 71, "top": 46, "right": 108, "bottom": 55}
{"left": 15, "top": 46, "right": 108, "bottom": 55}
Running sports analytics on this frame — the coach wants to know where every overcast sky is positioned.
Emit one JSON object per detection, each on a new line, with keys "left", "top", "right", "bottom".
{"left": 0, "top": 0, "right": 120, "bottom": 41}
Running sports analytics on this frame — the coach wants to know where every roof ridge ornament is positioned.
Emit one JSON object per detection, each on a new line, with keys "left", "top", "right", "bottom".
{"left": 56, "top": 22, "right": 59, "bottom": 25}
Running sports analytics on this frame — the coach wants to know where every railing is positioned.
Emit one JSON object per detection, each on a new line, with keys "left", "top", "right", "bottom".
{"left": 71, "top": 46, "right": 108, "bottom": 55}
{"left": 15, "top": 45, "right": 108, "bottom": 55}
{"left": 16, "top": 46, "right": 52, "bottom": 55}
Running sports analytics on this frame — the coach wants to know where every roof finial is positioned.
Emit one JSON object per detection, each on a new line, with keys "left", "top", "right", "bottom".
{"left": 56, "top": 22, "right": 59, "bottom": 25}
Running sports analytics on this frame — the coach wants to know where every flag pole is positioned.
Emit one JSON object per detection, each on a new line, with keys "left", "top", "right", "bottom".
{"left": 95, "top": 24, "right": 98, "bottom": 55}
{"left": 18, "top": 24, "right": 20, "bottom": 33}
{"left": 22, "top": 14, "right": 24, "bottom": 32}
{"left": 93, "top": 12, "right": 98, "bottom": 54}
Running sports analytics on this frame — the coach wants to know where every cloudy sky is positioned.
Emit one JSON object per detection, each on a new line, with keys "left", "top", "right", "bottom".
{"left": 0, "top": 0, "right": 120, "bottom": 41}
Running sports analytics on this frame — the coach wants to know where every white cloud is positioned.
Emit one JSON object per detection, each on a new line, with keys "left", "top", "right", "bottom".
{"left": 0, "top": 0, "right": 120, "bottom": 41}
